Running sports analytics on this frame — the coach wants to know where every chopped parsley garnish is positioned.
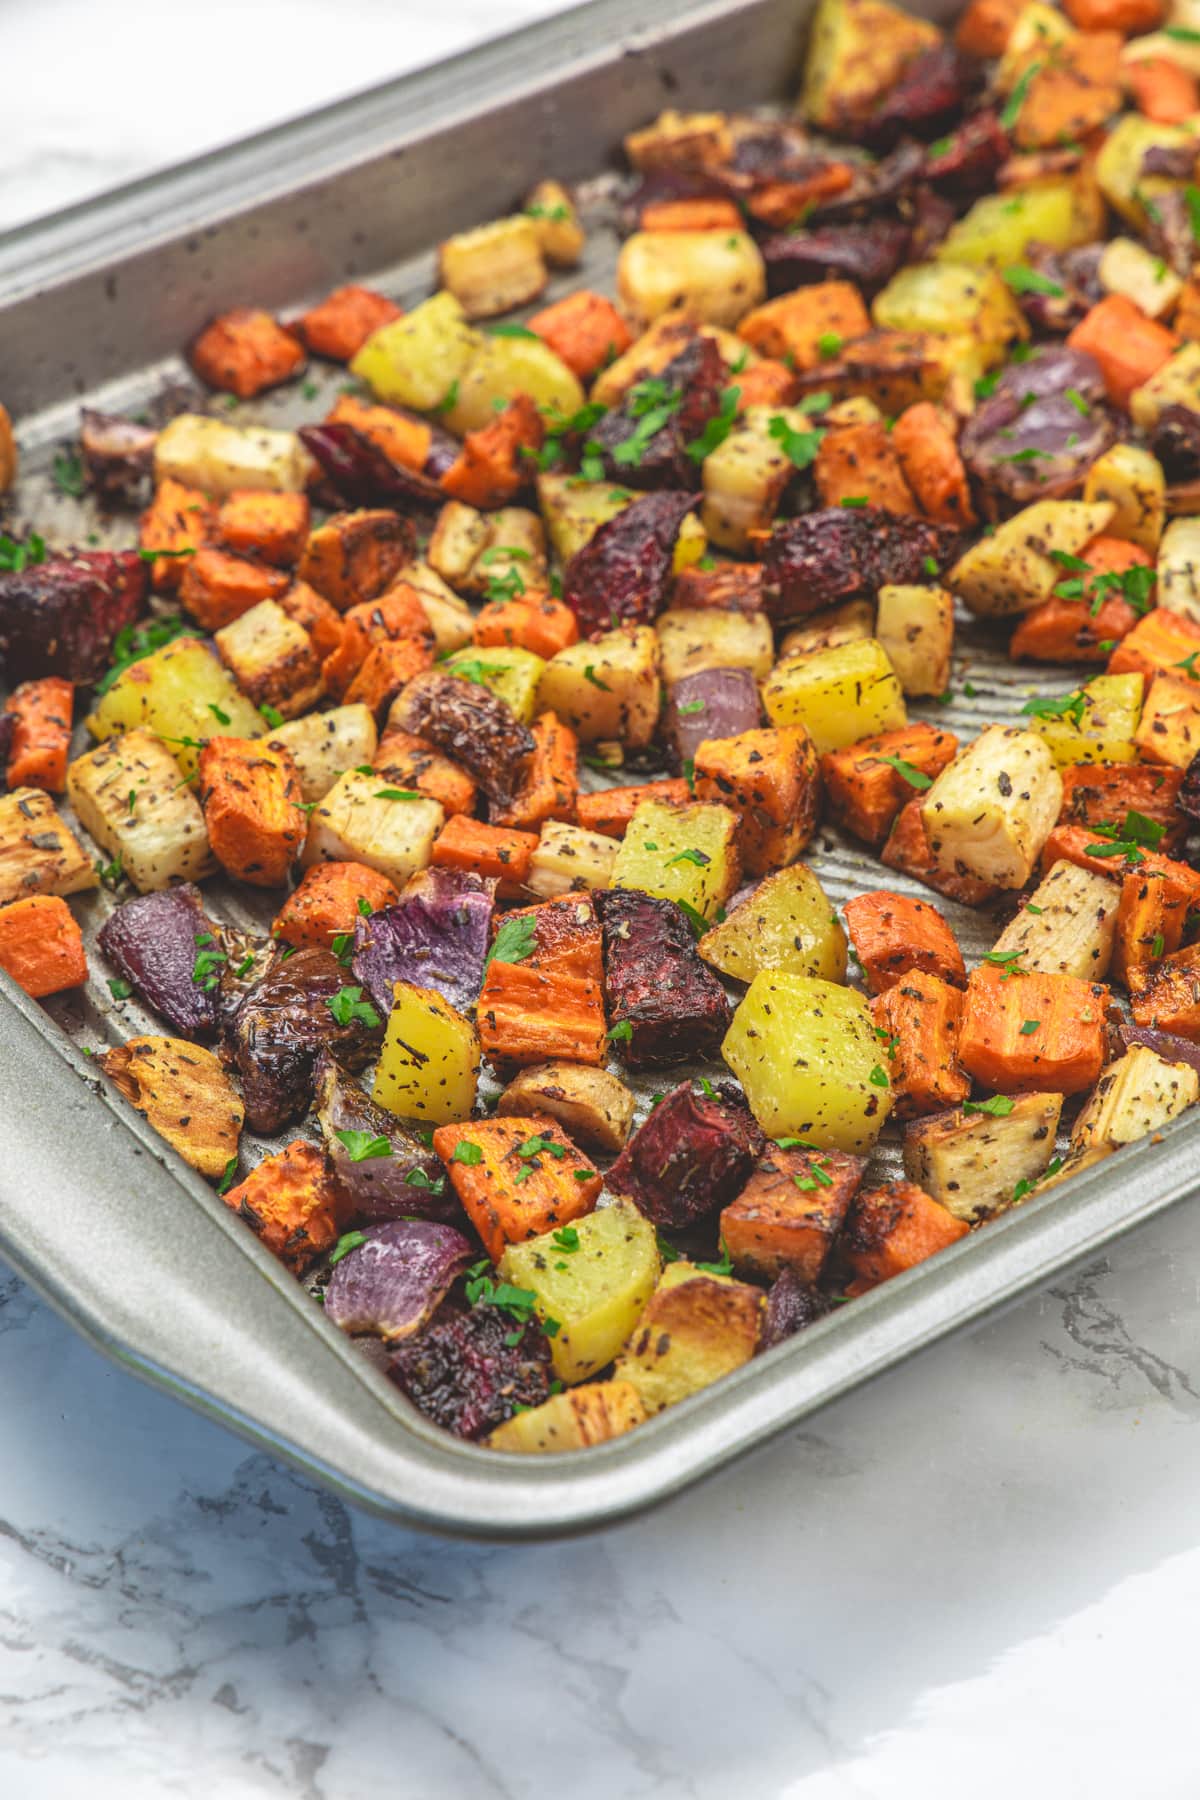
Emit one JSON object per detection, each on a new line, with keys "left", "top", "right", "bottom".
{"left": 191, "top": 946, "right": 227, "bottom": 991}
{"left": 963, "top": 1095, "right": 1015, "bottom": 1117}
{"left": 685, "top": 385, "right": 741, "bottom": 464}
{"left": 326, "top": 985, "right": 380, "bottom": 1028}
{"left": 583, "top": 664, "right": 611, "bottom": 690}
{"left": 1019, "top": 1019, "right": 1040, "bottom": 1036}
{"left": 1152, "top": 932, "right": 1166, "bottom": 958}
{"left": 52, "top": 449, "right": 86, "bottom": 497}
{"left": 1001, "top": 60, "right": 1042, "bottom": 130}
{"left": 1003, "top": 265, "right": 1063, "bottom": 297}
{"left": 666, "top": 846, "right": 710, "bottom": 867}
{"left": 486, "top": 915, "right": 537, "bottom": 967}
{"left": 334, "top": 1129, "right": 392, "bottom": 1162}
{"left": 1021, "top": 689, "right": 1086, "bottom": 729}
{"left": 208, "top": 703, "right": 231, "bottom": 726}
{"left": 606, "top": 1020, "right": 634, "bottom": 1042}
{"left": 217, "top": 1157, "right": 238, "bottom": 1196}
{"left": 0, "top": 532, "right": 47, "bottom": 572}
{"left": 329, "top": 1230, "right": 367, "bottom": 1267}
{"left": 486, "top": 322, "right": 539, "bottom": 339}
{"left": 868, "top": 1065, "right": 890, "bottom": 1088}
{"left": 95, "top": 614, "right": 203, "bottom": 696}
{"left": 259, "top": 703, "right": 284, "bottom": 729}
{"left": 816, "top": 331, "right": 843, "bottom": 360}
{"left": 374, "top": 787, "right": 423, "bottom": 801}
{"left": 678, "top": 698, "right": 706, "bottom": 716}
{"left": 551, "top": 1226, "right": 580, "bottom": 1252}
{"left": 873, "top": 753, "right": 932, "bottom": 789}
{"left": 107, "top": 977, "right": 133, "bottom": 1001}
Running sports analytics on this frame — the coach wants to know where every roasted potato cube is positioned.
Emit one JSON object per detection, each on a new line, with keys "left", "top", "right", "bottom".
{"left": 373, "top": 979, "right": 480, "bottom": 1125}
{"left": 444, "top": 332, "right": 583, "bottom": 437}
{"left": 86, "top": 634, "right": 265, "bottom": 779}
{"left": 303, "top": 770, "right": 444, "bottom": 887}
{"left": 657, "top": 608, "right": 774, "bottom": 684}
{"left": 67, "top": 730, "right": 215, "bottom": 893}
{"left": 921, "top": 725, "right": 1062, "bottom": 889}
{"left": 1096, "top": 113, "right": 1195, "bottom": 229}
{"left": 902, "top": 1091, "right": 1064, "bottom": 1220}
{"left": 500, "top": 1198, "right": 659, "bottom": 1385}
{"left": 779, "top": 599, "right": 875, "bottom": 659}
{"left": 872, "top": 262, "right": 1026, "bottom": 362}
{"left": 611, "top": 798, "right": 740, "bottom": 922}
{"left": 721, "top": 1142, "right": 862, "bottom": 1283}
{"left": 700, "top": 404, "right": 813, "bottom": 554}
{"left": 874, "top": 584, "right": 954, "bottom": 698}
{"left": 446, "top": 645, "right": 546, "bottom": 726}
{"left": 1072, "top": 1043, "right": 1200, "bottom": 1151}
{"left": 624, "top": 109, "right": 733, "bottom": 169}
{"left": 486, "top": 1380, "right": 646, "bottom": 1452}
{"left": 1100, "top": 238, "right": 1183, "bottom": 322}
{"left": 950, "top": 499, "right": 1115, "bottom": 617}
{"left": 990, "top": 860, "right": 1119, "bottom": 979}
{"left": 699, "top": 863, "right": 848, "bottom": 984}
{"left": 613, "top": 1266, "right": 764, "bottom": 1414}
{"left": 800, "top": 0, "right": 941, "bottom": 129}
{"left": 154, "top": 414, "right": 311, "bottom": 496}
{"left": 438, "top": 216, "right": 547, "bottom": 320}
{"left": 938, "top": 174, "right": 1104, "bottom": 267}
{"left": 266, "top": 704, "right": 377, "bottom": 804}
{"left": 762, "top": 638, "right": 907, "bottom": 754}
{"left": 351, "top": 291, "right": 482, "bottom": 411}
{"left": 0, "top": 787, "right": 97, "bottom": 905}
{"left": 496, "top": 1061, "right": 636, "bottom": 1152}
{"left": 523, "top": 179, "right": 585, "bottom": 267}
{"left": 1131, "top": 344, "right": 1200, "bottom": 434}
{"left": 427, "top": 500, "right": 490, "bottom": 585}
{"left": 537, "top": 625, "right": 660, "bottom": 749}
{"left": 617, "top": 230, "right": 766, "bottom": 330}
{"left": 526, "top": 820, "right": 618, "bottom": 898}
{"left": 102, "top": 1036, "right": 243, "bottom": 1179}
{"left": 214, "top": 599, "right": 323, "bottom": 719}
{"left": 1029, "top": 672, "right": 1144, "bottom": 768}
{"left": 1082, "top": 443, "right": 1165, "bottom": 554}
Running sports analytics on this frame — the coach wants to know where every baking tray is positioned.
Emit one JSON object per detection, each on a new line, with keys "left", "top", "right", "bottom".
{"left": 2, "top": 0, "right": 1198, "bottom": 1540}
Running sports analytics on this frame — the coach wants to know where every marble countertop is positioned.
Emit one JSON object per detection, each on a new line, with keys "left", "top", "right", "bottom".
{"left": 4, "top": 5, "right": 1200, "bottom": 1795}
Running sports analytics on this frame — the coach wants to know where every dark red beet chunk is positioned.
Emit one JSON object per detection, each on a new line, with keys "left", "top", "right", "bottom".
{"left": 596, "top": 890, "right": 732, "bottom": 1070}
{"left": 391, "top": 669, "right": 534, "bottom": 809}
{"left": 588, "top": 338, "right": 727, "bottom": 489}
{"left": 922, "top": 111, "right": 1009, "bottom": 201}
{"left": 313, "top": 1051, "right": 464, "bottom": 1226}
{"left": 0, "top": 550, "right": 147, "bottom": 683}
{"left": 761, "top": 1268, "right": 832, "bottom": 1349}
{"left": 862, "top": 44, "right": 975, "bottom": 147}
{"left": 762, "top": 222, "right": 910, "bottom": 297}
{"left": 609, "top": 1080, "right": 764, "bottom": 1228}
{"left": 0, "top": 711, "right": 15, "bottom": 777}
{"left": 763, "top": 508, "right": 964, "bottom": 621}
{"left": 225, "top": 947, "right": 384, "bottom": 1134}
{"left": 299, "top": 422, "right": 442, "bottom": 513}
{"left": 564, "top": 490, "right": 700, "bottom": 635}
{"left": 388, "top": 1303, "right": 551, "bottom": 1440}
{"left": 98, "top": 883, "right": 221, "bottom": 1038}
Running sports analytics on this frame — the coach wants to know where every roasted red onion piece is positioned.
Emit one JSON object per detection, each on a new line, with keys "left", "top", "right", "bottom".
{"left": 1152, "top": 405, "right": 1200, "bottom": 484}
{"left": 299, "top": 421, "right": 443, "bottom": 510}
{"left": 810, "top": 142, "right": 924, "bottom": 223}
{"left": 79, "top": 408, "right": 157, "bottom": 506}
{"left": 761, "top": 1268, "right": 832, "bottom": 1348}
{"left": 596, "top": 890, "right": 732, "bottom": 1070}
{"left": 666, "top": 666, "right": 761, "bottom": 769}
{"left": 388, "top": 1303, "right": 552, "bottom": 1439}
{"left": 97, "top": 884, "right": 222, "bottom": 1038}
{"left": 313, "top": 1052, "right": 460, "bottom": 1224}
{"left": 1118, "top": 1024, "right": 1200, "bottom": 1081}
{"left": 1010, "top": 242, "right": 1103, "bottom": 334}
{"left": 564, "top": 489, "right": 701, "bottom": 634}
{"left": 589, "top": 338, "right": 726, "bottom": 489}
{"left": 352, "top": 867, "right": 495, "bottom": 1016}
{"left": 762, "top": 221, "right": 910, "bottom": 296}
{"left": 0, "top": 550, "right": 147, "bottom": 683}
{"left": 961, "top": 346, "right": 1114, "bottom": 503}
{"left": 390, "top": 669, "right": 534, "bottom": 808}
{"left": 861, "top": 44, "right": 975, "bottom": 148}
{"left": 763, "top": 508, "right": 963, "bottom": 621}
{"left": 225, "top": 947, "right": 383, "bottom": 1134}
{"left": 922, "top": 111, "right": 1009, "bottom": 201}
{"left": 609, "top": 1080, "right": 764, "bottom": 1228}
{"left": 324, "top": 1220, "right": 475, "bottom": 1339}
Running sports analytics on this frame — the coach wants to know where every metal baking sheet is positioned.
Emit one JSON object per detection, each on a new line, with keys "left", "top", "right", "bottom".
{"left": 1, "top": 0, "right": 1196, "bottom": 1540}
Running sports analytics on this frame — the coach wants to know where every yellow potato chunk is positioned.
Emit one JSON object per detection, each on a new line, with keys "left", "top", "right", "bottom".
{"left": 86, "top": 635, "right": 264, "bottom": 779}
{"left": 445, "top": 646, "right": 546, "bottom": 725}
{"left": 613, "top": 1267, "right": 764, "bottom": 1414}
{"left": 700, "top": 864, "right": 848, "bottom": 984}
{"left": 611, "top": 798, "right": 740, "bottom": 921}
{"left": 486, "top": 1381, "right": 646, "bottom": 1452}
{"left": 372, "top": 980, "right": 480, "bottom": 1125}
{"left": 1027, "top": 673, "right": 1144, "bottom": 767}
{"left": 761, "top": 638, "right": 906, "bottom": 753}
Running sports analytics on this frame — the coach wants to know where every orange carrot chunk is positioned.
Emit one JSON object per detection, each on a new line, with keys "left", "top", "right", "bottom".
{"left": 432, "top": 1114, "right": 601, "bottom": 1262}
{"left": 1058, "top": 762, "right": 1185, "bottom": 851}
{"left": 271, "top": 862, "right": 401, "bottom": 950}
{"left": 178, "top": 546, "right": 290, "bottom": 630}
{"left": 139, "top": 478, "right": 215, "bottom": 592}
{"left": 296, "top": 284, "right": 402, "bottom": 361}
{"left": 881, "top": 797, "right": 1002, "bottom": 907}
{"left": 842, "top": 1179, "right": 969, "bottom": 1292}
{"left": 325, "top": 394, "right": 432, "bottom": 473}
{"left": 731, "top": 360, "right": 801, "bottom": 411}
{"left": 1111, "top": 867, "right": 1189, "bottom": 987}
{"left": 1038, "top": 822, "right": 1200, "bottom": 907}
{"left": 320, "top": 583, "right": 434, "bottom": 698}
{"left": 0, "top": 894, "right": 87, "bottom": 997}
{"left": 871, "top": 972, "right": 970, "bottom": 1118}
{"left": 222, "top": 1140, "right": 344, "bottom": 1271}
{"left": 640, "top": 198, "right": 744, "bottom": 232}
{"left": 198, "top": 736, "right": 308, "bottom": 887}
{"left": 190, "top": 308, "right": 306, "bottom": 398}
{"left": 843, "top": 891, "right": 966, "bottom": 994}
{"left": 4, "top": 677, "right": 73, "bottom": 793}
{"left": 476, "top": 893, "right": 607, "bottom": 1066}
{"left": 373, "top": 729, "right": 478, "bottom": 818}
{"left": 892, "top": 402, "right": 976, "bottom": 527}
{"left": 1127, "top": 940, "right": 1200, "bottom": 1037}
{"left": 1107, "top": 606, "right": 1200, "bottom": 681}
{"left": 575, "top": 780, "right": 693, "bottom": 838}
{"left": 215, "top": 491, "right": 311, "bottom": 567}
{"left": 440, "top": 395, "right": 544, "bottom": 509}
{"left": 490, "top": 711, "right": 579, "bottom": 832}
{"left": 278, "top": 580, "right": 347, "bottom": 662}
{"left": 1067, "top": 295, "right": 1179, "bottom": 409}
{"left": 720, "top": 1144, "right": 862, "bottom": 1283}
{"left": 432, "top": 814, "right": 539, "bottom": 892}
{"left": 957, "top": 963, "right": 1109, "bottom": 1094}
{"left": 820, "top": 722, "right": 959, "bottom": 846}
{"left": 526, "top": 291, "right": 633, "bottom": 381}
{"left": 473, "top": 591, "right": 580, "bottom": 659}
{"left": 343, "top": 637, "right": 434, "bottom": 717}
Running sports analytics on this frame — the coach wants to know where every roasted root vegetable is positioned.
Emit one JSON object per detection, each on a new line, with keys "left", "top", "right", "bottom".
{"left": 222, "top": 1140, "right": 343, "bottom": 1272}
{"left": 762, "top": 639, "right": 907, "bottom": 754}
{"left": 495, "top": 1061, "right": 636, "bottom": 1154}
{"left": 609, "top": 1080, "right": 764, "bottom": 1231}
{"left": 921, "top": 725, "right": 1062, "bottom": 890}
{"left": 476, "top": 893, "right": 607, "bottom": 1067}
{"left": 324, "top": 1220, "right": 473, "bottom": 1341}
{"left": 154, "top": 414, "right": 312, "bottom": 496}
{"left": 266, "top": 704, "right": 377, "bottom": 803}
{"left": 874, "top": 585, "right": 954, "bottom": 699}
{"left": 536, "top": 625, "right": 661, "bottom": 750}
{"left": 526, "top": 821, "right": 617, "bottom": 899}
{"left": 820, "top": 722, "right": 957, "bottom": 846}
{"left": 352, "top": 866, "right": 494, "bottom": 1016}
{"left": 271, "top": 861, "right": 400, "bottom": 952}
{"left": 373, "top": 979, "right": 481, "bottom": 1125}
{"left": 391, "top": 667, "right": 534, "bottom": 807}
{"left": 902, "top": 1091, "right": 1064, "bottom": 1221}
{"left": 841, "top": 1179, "right": 969, "bottom": 1290}
{"left": 226, "top": 947, "right": 383, "bottom": 1134}
{"left": 97, "top": 884, "right": 220, "bottom": 1038}
{"left": 297, "top": 509, "right": 413, "bottom": 610}
{"left": 86, "top": 634, "right": 264, "bottom": 780}
{"left": 313, "top": 1055, "right": 456, "bottom": 1225}
{"left": 699, "top": 863, "right": 848, "bottom": 985}
{"left": 612, "top": 1263, "right": 764, "bottom": 1415}
{"left": 102, "top": 1036, "right": 244, "bottom": 1179}
{"left": 190, "top": 308, "right": 305, "bottom": 397}
{"left": 0, "top": 550, "right": 147, "bottom": 685}
{"left": 692, "top": 726, "right": 820, "bottom": 874}
{"left": 213, "top": 600, "right": 323, "bottom": 719}
{"left": 197, "top": 736, "right": 306, "bottom": 887}
{"left": 0, "top": 894, "right": 87, "bottom": 998}
{"left": 302, "top": 770, "right": 444, "bottom": 889}
{"left": 486, "top": 1382, "right": 646, "bottom": 1453}
{"left": 296, "top": 284, "right": 402, "bottom": 361}
{"left": 958, "top": 964, "right": 1109, "bottom": 1096}
{"left": 596, "top": 888, "right": 730, "bottom": 1069}
{"left": 871, "top": 972, "right": 969, "bottom": 1120}
{"left": 617, "top": 229, "right": 765, "bottom": 329}
{"left": 4, "top": 678, "right": 72, "bottom": 793}
{"left": 438, "top": 217, "right": 547, "bottom": 319}
{"left": 610, "top": 797, "right": 740, "bottom": 922}
{"left": 1072, "top": 1043, "right": 1199, "bottom": 1151}
{"left": 842, "top": 890, "right": 965, "bottom": 995}
{"left": 721, "top": 1143, "right": 862, "bottom": 1284}
{"left": 988, "top": 860, "right": 1119, "bottom": 980}
{"left": 432, "top": 1113, "right": 600, "bottom": 1262}
{"left": 67, "top": 730, "right": 215, "bottom": 892}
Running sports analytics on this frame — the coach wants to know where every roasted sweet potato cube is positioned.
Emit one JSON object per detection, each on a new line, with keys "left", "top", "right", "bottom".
{"left": 871, "top": 972, "right": 969, "bottom": 1120}
{"left": 1112, "top": 867, "right": 1189, "bottom": 987}
{"left": 321, "top": 582, "right": 434, "bottom": 699}
{"left": 344, "top": 637, "right": 434, "bottom": 717}
{"left": 139, "top": 478, "right": 215, "bottom": 592}
{"left": 843, "top": 891, "right": 965, "bottom": 995}
{"left": 1037, "top": 825, "right": 1200, "bottom": 908}
{"left": 178, "top": 546, "right": 290, "bottom": 630}
{"left": 490, "top": 710, "right": 579, "bottom": 832}
{"left": 373, "top": 728, "right": 478, "bottom": 817}
{"left": 432, "top": 1114, "right": 601, "bottom": 1262}
{"left": 441, "top": 394, "right": 544, "bottom": 510}
{"left": 477, "top": 893, "right": 607, "bottom": 1066}
{"left": 4, "top": 676, "right": 73, "bottom": 794}
{"left": 841, "top": 1179, "right": 969, "bottom": 1292}
{"left": 527, "top": 290, "right": 633, "bottom": 380}
{"left": 271, "top": 860, "right": 400, "bottom": 951}
{"left": 1134, "top": 673, "right": 1200, "bottom": 770}
{"left": 474, "top": 591, "right": 579, "bottom": 660}
{"left": 278, "top": 579, "right": 346, "bottom": 662}
{"left": 222, "top": 1139, "right": 343, "bottom": 1271}
{"left": 326, "top": 394, "right": 432, "bottom": 473}
{"left": 1127, "top": 940, "right": 1200, "bottom": 1038}
{"left": 814, "top": 419, "right": 917, "bottom": 515}
{"left": 822, "top": 722, "right": 958, "bottom": 847}
{"left": 0, "top": 893, "right": 87, "bottom": 998}
{"left": 215, "top": 490, "right": 311, "bottom": 567}
{"left": 737, "top": 281, "right": 870, "bottom": 369}
{"left": 296, "top": 284, "right": 402, "bottom": 361}
{"left": 197, "top": 736, "right": 307, "bottom": 887}
{"left": 297, "top": 509, "right": 414, "bottom": 610}
{"left": 881, "top": 796, "right": 1001, "bottom": 907}
{"left": 692, "top": 725, "right": 820, "bottom": 876}
{"left": 575, "top": 779, "right": 692, "bottom": 838}
{"left": 1059, "top": 762, "right": 1185, "bottom": 852}
{"left": 1108, "top": 607, "right": 1200, "bottom": 682}
{"left": 214, "top": 599, "right": 324, "bottom": 718}
{"left": 721, "top": 1142, "right": 863, "bottom": 1282}
{"left": 608, "top": 1079, "right": 764, "bottom": 1229}
{"left": 190, "top": 308, "right": 306, "bottom": 398}
{"left": 958, "top": 963, "right": 1109, "bottom": 1095}
{"left": 595, "top": 887, "right": 731, "bottom": 1069}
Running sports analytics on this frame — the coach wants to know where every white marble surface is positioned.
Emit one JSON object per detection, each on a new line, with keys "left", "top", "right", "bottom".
{"left": 5, "top": 5, "right": 1200, "bottom": 1796}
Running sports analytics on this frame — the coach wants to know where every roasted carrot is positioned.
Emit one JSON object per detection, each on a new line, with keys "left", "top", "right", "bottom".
{"left": 0, "top": 894, "right": 87, "bottom": 997}
{"left": 4, "top": 678, "right": 73, "bottom": 793}
{"left": 197, "top": 736, "right": 307, "bottom": 887}
{"left": 440, "top": 394, "right": 544, "bottom": 509}
{"left": 842, "top": 1179, "right": 969, "bottom": 1292}
{"left": 190, "top": 308, "right": 306, "bottom": 398}
{"left": 881, "top": 796, "right": 1001, "bottom": 907}
{"left": 1126, "top": 54, "right": 1199, "bottom": 123}
{"left": 526, "top": 291, "right": 633, "bottom": 381}
{"left": 958, "top": 963, "right": 1109, "bottom": 1094}
{"left": 1009, "top": 592, "right": 1139, "bottom": 662}
{"left": 742, "top": 164, "right": 855, "bottom": 229}
{"left": 575, "top": 779, "right": 693, "bottom": 838}
{"left": 343, "top": 637, "right": 434, "bottom": 716}
{"left": 296, "top": 284, "right": 402, "bottom": 361}
{"left": 320, "top": 583, "right": 434, "bottom": 698}
{"left": 373, "top": 728, "right": 478, "bottom": 817}
{"left": 641, "top": 197, "right": 744, "bottom": 232}
{"left": 432, "top": 1113, "right": 600, "bottom": 1262}
{"left": 1127, "top": 938, "right": 1200, "bottom": 1035}
{"left": 431, "top": 814, "right": 539, "bottom": 891}
{"left": 671, "top": 562, "right": 765, "bottom": 613}
{"left": 955, "top": 0, "right": 1023, "bottom": 55}
{"left": 278, "top": 579, "right": 347, "bottom": 662}
{"left": 271, "top": 861, "right": 400, "bottom": 951}
{"left": 871, "top": 972, "right": 970, "bottom": 1119}
{"left": 719, "top": 1143, "right": 861, "bottom": 1282}
{"left": 1108, "top": 606, "right": 1200, "bottom": 680}
{"left": 843, "top": 890, "right": 966, "bottom": 995}
{"left": 214, "top": 491, "right": 311, "bottom": 567}
{"left": 1012, "top": 33, "right": 1123, "bottom": 151}
{"left": 139, "top": 478, "right": 215, "bottom": 592}
{"left": 737, "top": 281, "right": 871, "bottom": 367}
{"left": 1111, "top": 866, "right": 1189, "bottom": 986}
{"left": 222, "top": 1140, "right": 344, "bottom": 1271}
{"left": 1039, "top": 822, "right": 1200, "bottom": 906}
{"left": 814, "top": 419, "right": 918, "bottom": 514}
{"left": 821, "top": 723, "right": 959, "bottom": 846}
{"left": 1175, "top": 274, "right": 1200, "bottom": 342}
{"left": 1067, "top": 295, "right": 1179, "bottom": 409}
{"left": 326, "top": 394, "right": 432, "bottom": 473}
{"left": 297, "top": 509, "right": 413, "bottom": 611}
{"left": 693, "top": 726, "right": 820, "bottom": 876}
{"left": 473, "top": 590, "right": 579, "bottom": 658}
{"left": 1064, "top": 0, "right": 1163, "bottom": 32}
{"left": 1058, "top": 761, "right": 1185, "bottom": 851}
{"left": 892, "top": 402, "right": 977, "bottom": 527}
{"left": 490, "top": 711, "right": 579, "bottom": 832}
{"left": 178, "top": 546, "right": 290, "bottom": 630}
{"left": 731, "top": 360, "right": 801, "bottom": 411}
{"left": 476, "top": 893, "right": 607, "bottom": 1066}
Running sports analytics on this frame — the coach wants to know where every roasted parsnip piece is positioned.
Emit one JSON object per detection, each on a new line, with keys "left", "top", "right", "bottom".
{"left": 902, "top": 1091, "right": 1064, "bottom": 1221}
{"left": 102, "top": 1036, "right": 244, "bottom": 1178}
{"left": 1071, "top": 1045, "right": 1200, "bottom": 1151}
{"left": 67, "top": 730, "right": 215, "bottom": 892}
{"left": 988, "top": 860, "right": 1119, "bottom": 979}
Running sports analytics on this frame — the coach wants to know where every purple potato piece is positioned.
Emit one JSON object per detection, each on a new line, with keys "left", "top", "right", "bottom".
{"left": 324, "top": 1220, "right": 475, "bottom": 1340}
{"left": 1152, "top": 405, "right": 1200, "bottom": 484}
{"left": 762, "top": 507, "right": 963, "bottom": 621}
{"left": 388, "top": 1302, "right": 552, "bottom": 1439}
{"left": 98, "top": 884, "right": 222, "bottom": 1038}
{"left": 666, "top": 666, "right": 761, "bottom": 769}
{"left": 352, "top": 866, "right": 495, "bottom": 1017}
{"left": 596, "top": 890, "right": 731, "bottom": 1070}
{"left": 1014, "top": 242, "right": 1103, "bottom": 334}
{"left": 1141, "top": 142, "right": 1197, "bottom": 181}
{"left": 761, "top": 1268, "right": 832, "bottom": 1348}
{"left": 961, "top": 346, "right": 1114, "bottom": 503}
{"left": 564, "top": 490, "right": 701, "bottom": 634}
{"left": 225, "top": 946, "right": 384, "bottom": 1134}
{"left": 1118, "top": 1023, "right": 1200, "bottom": 1080}
{"left": 922, "top": 110, "right": 1009, "bottom": 201}
{"left": 860, "top": 43, "right": 976, "bottom": 148}
{"left": 299, "top": 422, "right": 443, "bottom": 512}
{"left": 588, "top": 338, "right": 726, "bottom": 489}
{"left": 313, "top": 1051, "right": 460, "bottom": 1224}
{"left": 609, "top": 1079, "right": 764, "bottom": 1228}
{"left": 762, "top": 221, "right": 910, "bottom": 297}
{"left": 0, "top": 550, "right": 148, "bottom": 683}
{"left": 79, "top": 409, "right": 157, "bottom": 506}
{"left": 390, "top": 669, "right": 534, "bottom": 808}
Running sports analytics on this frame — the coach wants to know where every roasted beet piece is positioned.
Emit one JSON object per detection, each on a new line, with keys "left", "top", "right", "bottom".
{"left": 391, "top": 669, "right": 534, "bottom": 808}
{"left": 762, "top": 221, "right": 910, "bottom": 296}
{"left": 922, "top": 111, "right": 1009, "bottom": 202}
{"left": 0, "top": 550, "right": 147, "bottom": 683}
{"left": 861, "top": 44, "right": 975, "bottom": 148}
{"left": 98, "top": 883, "right": 222, "bottom": 1039}
{"left": 225, "top": 946, "right": 384, "bottom": 1134}
{"left": 352, "top": 867, "right": 495, "bottom": 1017}
{"left": 1009, "top": 242, "right": 1103, "bottom": 335}
{"left": 666, "top": 666, "right": 761, "bottom": 770}
{"left": 313, "top": 1051, "right": 462, "bottom": 1225}
{"left": 761, "top": 1268, "right": 832, "bottom": 1349}
{"left": 79, "top": 408, "right": 157, "bottom": 506}
{"left": 299, "top": 421, "right": 443, "bottom": 512}
{"left": 961, "top": 347, "right": 1115, "bottom": 504}
{"left": 564, "top": 489, "right": 701, "bottom": 635}
{"left": 609, "top": 1079, "right": 764, "bottom": 1228}
{"left": 588, "top": 338, "right": 726, "bottom": 489}
{"left": 906, "top": 185, "right": 956, "bottom": 262}
{"left": 763, "top": 508, "right": 963, "bottom": 621}
{"left": 0, "top": 710, "right": 15, "bottom": 777}
{"left": 596, "top": 890, "right": 732, "bottom": 1070}
{"left": 1153, "top": 405, "right": 1200, "bottom": 484}
{"left": 388, "top": 1302, "right": 552, "bottom": 1439}
{"left": 325, "top": 1220, "right": 475, "bottom": 1341}
{"left": 810, "top": 142, "right": 924, "bottom": 224}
